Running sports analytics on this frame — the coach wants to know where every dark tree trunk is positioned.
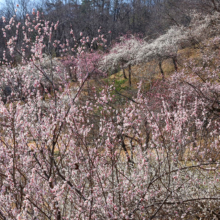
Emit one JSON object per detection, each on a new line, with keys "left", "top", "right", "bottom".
{"left": 128, "top": 64, "right": 132, "bottom": 86}
{"left": 172, "top": 56, "right": 178, "bottom": 71}
{"left": 122, "top": 66, "right": 127, "bottom": 79}
{"left": 159, "top": 61, "right": 165, "bottom": 81}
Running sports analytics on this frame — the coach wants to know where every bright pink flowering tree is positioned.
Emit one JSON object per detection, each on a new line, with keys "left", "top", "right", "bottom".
{"left": 61, "top": 51, "right": 104, "bottom": 82}
{"left": 0, "top": 10, "right": 219, "bottom": 220}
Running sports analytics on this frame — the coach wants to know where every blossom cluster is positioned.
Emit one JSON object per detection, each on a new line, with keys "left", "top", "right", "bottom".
{"left": 0, "top": 10, "right": 219, "bottom": 220}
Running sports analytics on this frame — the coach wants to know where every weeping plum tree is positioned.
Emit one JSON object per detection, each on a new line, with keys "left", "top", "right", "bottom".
{"left": 102, "top": 11, "right": 220, "bottom": 83}
{"left": 100, "top": 35, "right": 144, "bottom": 86}
{"left": 101, "top": 28, "right": 187, "bottom": 83}
{"left": 0, "top": 8, "right": 220, "bottom": 220}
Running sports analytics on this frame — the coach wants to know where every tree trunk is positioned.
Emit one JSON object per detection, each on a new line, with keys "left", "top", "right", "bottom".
{"left": 172, "top": 56, "right": 178, "bottom": 71}
{"left": 122, "top": 65, "right": 127, "bottom": 79}
{"left": 128, "top": 64, "right": 132, "bottom": 86}
{"left": 159, "top": 61, "right": 165, "bottom": 81}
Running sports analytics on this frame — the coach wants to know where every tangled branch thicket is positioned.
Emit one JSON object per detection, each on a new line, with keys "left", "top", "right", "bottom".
{"left": 0, "top": 9, "right": 220, "bottom": 220}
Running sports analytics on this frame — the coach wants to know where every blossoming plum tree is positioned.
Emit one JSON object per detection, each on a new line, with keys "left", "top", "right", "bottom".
{"left": 100, "top": 35, "right": 144, "bottom": 86}
{"left": 0, "top": 9, "right": 220, "bottom": 220}
{"left": 102, "top": 12, "right": 220, "bottom": 82}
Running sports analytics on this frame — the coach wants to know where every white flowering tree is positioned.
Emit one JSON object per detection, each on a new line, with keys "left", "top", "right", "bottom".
{"left": 100, "top": 36, "right": 143, "bottom": 86}
{"left": 101, "top": 12, "right": 220, "bottom": 81}
{"left": 101, "top": 28, "right": 188, "bottom": 82}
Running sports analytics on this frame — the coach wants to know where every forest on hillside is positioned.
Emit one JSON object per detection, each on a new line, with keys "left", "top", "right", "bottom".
{"left": 0, "top": 0, "right": 220, "bottom": 219}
